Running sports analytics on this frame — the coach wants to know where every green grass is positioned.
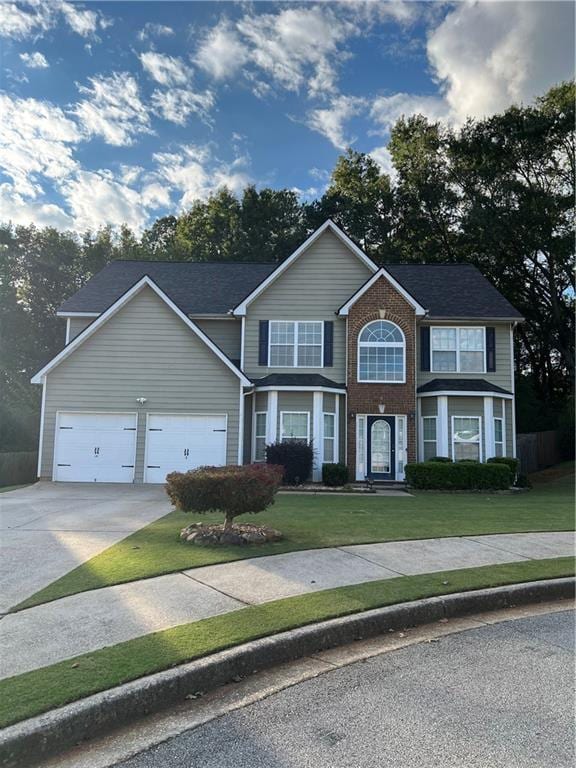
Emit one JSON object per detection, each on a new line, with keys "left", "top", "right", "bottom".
{"left": 14, "top": 470, "right": 574, "bottom": 612}
{"left": 1, "top": 557, "right": 573, "bottom": 730}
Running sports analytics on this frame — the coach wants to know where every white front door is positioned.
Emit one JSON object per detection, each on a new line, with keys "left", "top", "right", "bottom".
{"left": 54, "top": 412, "right": 137, "bottom": 483}
{"left": 145, "top": 414, "right": 227, "bottom": 483}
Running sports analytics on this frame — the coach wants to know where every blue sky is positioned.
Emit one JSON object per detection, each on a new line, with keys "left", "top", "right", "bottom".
{"left": 0, "top": 1, "right": 574, "bottom": 233}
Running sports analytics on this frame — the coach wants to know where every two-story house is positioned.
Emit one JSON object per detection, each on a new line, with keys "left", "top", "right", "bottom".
{"left": 31, "top": 220, "right": 523, "bottom": 484}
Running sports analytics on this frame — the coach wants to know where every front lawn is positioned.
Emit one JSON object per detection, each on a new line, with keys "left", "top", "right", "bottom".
{"left": 13, "top": 469, "right": 574, "bottom": 612}
{"left": 2, "top": 557, "right": 574, "bottom": 729}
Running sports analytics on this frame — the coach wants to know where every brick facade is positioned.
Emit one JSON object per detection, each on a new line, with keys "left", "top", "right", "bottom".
{"left": 346, "top": 276, "right": 417, "bottom": 478}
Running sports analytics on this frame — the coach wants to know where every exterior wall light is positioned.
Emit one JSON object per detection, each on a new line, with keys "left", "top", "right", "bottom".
{"left": 378, "top": 403, "right": 386, "bottom": 414}
{"left": 136, "top": 397, "right": 147, "bottom": 405}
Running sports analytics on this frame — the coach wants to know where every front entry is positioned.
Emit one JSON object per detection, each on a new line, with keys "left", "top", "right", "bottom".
{"left": 367, "top": 416, "right": 395, "bottom": 480}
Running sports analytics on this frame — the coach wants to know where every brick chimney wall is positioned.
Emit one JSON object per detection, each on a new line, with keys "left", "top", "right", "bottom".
{"left": 346, "top": 276, "right": 417, "bottom": 478}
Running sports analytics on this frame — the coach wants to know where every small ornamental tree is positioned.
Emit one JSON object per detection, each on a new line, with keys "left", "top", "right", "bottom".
{"left": 166, "top": 464, "right": 284, "bottom": 531}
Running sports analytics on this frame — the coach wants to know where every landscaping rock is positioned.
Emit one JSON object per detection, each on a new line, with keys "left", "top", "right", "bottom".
{"left": 180, "top": 522, "right": 283, "bottom": 547}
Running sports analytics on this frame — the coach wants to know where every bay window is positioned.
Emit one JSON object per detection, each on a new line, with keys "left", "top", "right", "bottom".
{"left": 269, "top": 321, "right": 323, "bottom": 368}
{"left": 494, "top": 417, "right": 504, "bottom": 457}
{"left": 452, "top": 416, "right": 482, "bottom": 461}
{"left": 323, "top": 413, "right": 335, "bottom": 463}
{"left": 254, "top": 412, "right": 267, "bottom": 462}
{"left": 422, "top": 416, "right": 437, "bottom": 461}
{"left": 431, "top": 327, "right": 485, "bottom": 373}
{"left": 280, "top": 412, "right": 310, "bottom": 443}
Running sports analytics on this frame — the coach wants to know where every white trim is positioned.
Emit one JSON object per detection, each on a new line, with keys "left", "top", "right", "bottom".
{"left": 510, "top": 325, "right": 517, "bottom": 458}
{"left": 143, "top": 412, "right": 228, "bottom": 483}
{"left": 238, "top": 382, "right": 245, "bottom": 464}
{"left": 188, "top": 314, "right": 237, "bottom": 320}
{"left": 357, "top": 319, "right": 406, "bottom": 384}
{"left": 430, "top": 326, "right": 486, "bottom": 374}
{"left": 56, "top": 311, "right": 99, "bottom": 318}
{"left": 338, "top": 267, "right": 427, "bottom": 317}
{"left": 313, "top": 391, "right": 323, "bottom": 480}
{"left": 267, "top": 320, "right": 324, "bottom": 369}
{"left": 253, "top": 410, "right": 267, "bottom": 463}
{"left": 451, "top": 414, "right": 483, "bottom": 462}
{"left": 322, "top": 412, "right": 336, "bottom": 464}
{"left": 501, "top": 396, "right": 507, "bottom": 457}
{"left": 36, "top": 376, "right": 47, "bottom": 478}
{"left": 436, "top": 396, "right": 449, "bottom": 457}
{"left": 418, "top": 390, "right": 513, "bottom": 400}
{"left": 279, "top": 410, "right": 311, "bottom": 442}
{"left": 355, "top": 413, "right": 406, "bottom": 481}
{"left": 484, "top": 396, "right": 495, "bottom": 459}
{"left": 240, "top": 316, "right": 246, "bottom": 371}
{"left": 65, "top": 318, "right": 71, "bottom": 345}
{"left": 254, "top": 385, "right": 347, "bottom": 395}
{"left": 233, "top": 220, "right": 377, "bottom": 316}
{"left": 267, "top": 391, "right": 278, "bottom": 444}
{"left": 53, "top": 410, "right": 138, "bottom": 483}
{"left": 355, "top": 414, "right": 367, "bottom": 481}
{"left": 494, "top": 415, "right": 504, "bottom": 457}
{"left": 31, "top": 276, "right": 251, "bottom": 386}
{"left": 334, "top": 395, "right": 340, "bottom": 464}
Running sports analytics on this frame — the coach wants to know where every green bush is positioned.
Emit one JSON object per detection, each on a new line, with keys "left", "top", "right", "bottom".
{"left": 487, "top": 456, "right": 519, "bottom": 477}
{"left": 165, "top": 464, "right": 284, "bottom": 529}
{"left": 405, "top": 461, "right": 512, "bottom": 490}
{"left": 429, "top": 456, "right": 453, "bottom": 463}
{"left": 266, "top": 440, "right": 314, "bottom": 485}
{"left": 322, "top": 462, "right": 349, "bottom": 486}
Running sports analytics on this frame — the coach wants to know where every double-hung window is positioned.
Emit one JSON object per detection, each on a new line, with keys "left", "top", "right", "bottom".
{"left": 422, "top": 416, "right": 437, "bottom": 461}
{"left": 323, "top": 413, "right": 335, "bottom": 463}
{"left": 280, "top": 412, "right": 310, "bottom": 443}
{"left": 431, "top": 328, "right": 485, "bottom": 373}
{"left": 358, "top": 320, "right": 405, "bottom": 382}
{"left": 494, "top": 417, "right": 504, "bottom": 457}
{"left": 452, "top": 416, "right": 482, "bottom": 461}
{"left": 254, "top": 412, "right": 267, "bottom": 462}
{"left": 269, "top": 321, "right": 323, "bottom": 368}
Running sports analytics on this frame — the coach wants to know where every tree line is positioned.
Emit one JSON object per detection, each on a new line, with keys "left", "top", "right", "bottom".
{"left": 1, "top": 82, "right": 573, "bottom": 451}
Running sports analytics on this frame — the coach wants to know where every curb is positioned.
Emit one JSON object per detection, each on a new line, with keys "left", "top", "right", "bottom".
{"left": 1, "top": 577, "right": 574, "bottom": 767}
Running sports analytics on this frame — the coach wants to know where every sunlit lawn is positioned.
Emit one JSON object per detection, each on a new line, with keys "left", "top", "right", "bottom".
{"left": 14, "top": 467, "right": 574, "bottom": 612}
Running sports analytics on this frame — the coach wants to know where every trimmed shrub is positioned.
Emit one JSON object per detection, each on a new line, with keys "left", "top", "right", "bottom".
{"left": 165, "top": 464, "right": 284, "bottom": 529}
{"left": 487, "top": 456, "right": 519, "bottom": 478}
{"left": 266, "top": 440, "right": 314, "bottom": 485}
{"left": 429, "top": 456, "right": 453, "bottom": 463}
{"left": 405, "top": 461, "right": 512, "bottom": 490}
{"left": 322, "top": 462, "right": 349, "bottom": 487}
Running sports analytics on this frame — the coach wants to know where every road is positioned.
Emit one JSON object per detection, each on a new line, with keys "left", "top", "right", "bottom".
{"left": 116, "top": 610, "right": 574, "bottom": 768}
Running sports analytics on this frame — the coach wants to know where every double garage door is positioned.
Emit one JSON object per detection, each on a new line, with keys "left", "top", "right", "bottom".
{"left": 53, "top": 412, "right": 227, "bottom": 483}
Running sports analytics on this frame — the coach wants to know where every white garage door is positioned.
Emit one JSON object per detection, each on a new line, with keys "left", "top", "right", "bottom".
{"left": 145, "top": 414, "right": 227, "bottom": 484}
{"left": 54, "top": 412, "right": 137, "bottom": 483}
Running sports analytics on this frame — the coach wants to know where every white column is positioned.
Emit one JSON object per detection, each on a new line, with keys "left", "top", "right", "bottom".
{"left": 266, "top": 391, "right": 278, "bottom": 444}
{"left": 437, "top": 396, "right": 449, "bottom": 458}
{"left": 313, "top": 391, "right": 323, "bottom": 481}
{"left": 483, "top": 396, "right": 494, "bottom": 462}
{"left": 237, "top": 383, "right": 245, "bottom": 465}
{"left": 334, "top": 395, "right": 340, "bottom": 464}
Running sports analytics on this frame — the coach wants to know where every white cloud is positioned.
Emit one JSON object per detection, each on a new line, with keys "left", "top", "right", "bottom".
{"left": 141, "top": 182, "right": 171, "bottom": 209}
{"left": 0, "top": 94, "right": 81, "bottom": 197}
{"left": 60, "top": 170, "right": 150, "bottom": 232}
{"left": 195, "top": 20, "right": 249, "bottom": 80}
{"left": 153, "top": 144, "right": 252, "bottom": 209}
{"left": 74, "top": 73, "right": 152, "bottom": 146}
{"left": 306, "top": 95, "right": 365, "bottom": 149}
{"left": 427, "top": 0, "right": 575, "bottom": 122}
{"left": 0, "top": 182, "right": 73, "bottom": 229}
{"left": 19, "top": 51, "right": 48, "bottom": 69}
{"left": 0, "top": 1, "right": 110, "bottom": 40}
{"left": 370, "top": 92, "right": 450, "bottom": 132}
{"left": 137, "top": 22, "right": 174, "bottom": 41}
{"left": 151, "top": 88, "right": 214, "bottom": 126}
{"left": 369, "top": 146, "right": 397, "bottom": 184}
{"left": 139, "top": 51, "right": 190, "bottom": 87}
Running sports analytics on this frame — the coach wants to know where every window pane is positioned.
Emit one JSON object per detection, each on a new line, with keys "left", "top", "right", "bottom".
{"left": 432, "top": 328, "right": 457, "bottom": 350}
{"left": 360, "top": 321, "right": 402, "bottom": 343}
{"left": 282, "top": 413, "right": 308, "bottom": 440}
{"left": 494, "top": 418, "right": 503, "bottom": 443}
{"left": 371, "top": 420, "right": 391, "bottom": 473}
{"left": 453, "top": 417, "right": 480, "bottom": 442}
{"left": 255, "top": 413, "right": 266, "bottom": 437}
{"left": 432, "top": 350, "right": 457, "bottom": 371}
{"left": 454, "top": 442, "right": 480, "bottom": 461}
{"left": 255, "top": 437, "right": 266, "bottom": 462}
{"left": 323, "top": 413, "right": 335, "bottom": 438}
{"left": 270, "top": 322, "right": 294, "bottom": 344}
{"left": 359, "top": 346, "right": 404, "bottom": 381}
{"left": 357, "top": 416, "right": 366, "bottom": 477}
{"left": 298, "top": 322, "right": 322, "bottom": 344}
{"left": 323, "top": 438, "right": 334, "bottom": 463}
{"left": 495, "top": 443, "right": 503, "bottom": 457}
{"left": 460, "top": 351, "right": 484, "bottom": 372}
{"left": 423, "top": 417, "right": 436, "bottom": 441}
{"left": 270, "top": 345, "right": 294, "bottom": 366}
{"left": 459, "top": 328, "right": 484, "bottom": 351}
{"left": 423, "top": 442, "right": 437, "bottom": 461}
{"left": 297, "top": 344, "right": 322, "bottom": 367}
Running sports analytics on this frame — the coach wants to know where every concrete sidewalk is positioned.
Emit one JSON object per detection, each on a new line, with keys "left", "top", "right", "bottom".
{"left": 0, "top": 532, "right": 573, "bottom": 679}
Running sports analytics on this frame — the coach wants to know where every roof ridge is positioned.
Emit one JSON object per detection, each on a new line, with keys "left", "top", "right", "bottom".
{"left": 108, "top": 259, "right": 278, "bottom": 266}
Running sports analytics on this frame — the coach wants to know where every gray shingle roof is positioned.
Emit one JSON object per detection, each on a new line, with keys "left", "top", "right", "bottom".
{"left": 385, "top": 264, "right": 522, "bottom": 319}
{"left": 417, "top": 378, "right": 512, "bottom": 395}
{"left": 58, "top": 261, "right": 277, "bottom": 315}
{"left": 252, "top": 374, "right": 345, "bottom": 389}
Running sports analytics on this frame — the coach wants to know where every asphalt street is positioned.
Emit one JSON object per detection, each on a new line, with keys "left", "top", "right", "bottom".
{"left": 117, "top": 610, "right": 575, "bottom": 768}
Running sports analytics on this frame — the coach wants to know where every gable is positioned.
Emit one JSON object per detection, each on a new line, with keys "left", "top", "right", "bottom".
{"left": 339, "top": 268, "right": 427, "bottom": 317}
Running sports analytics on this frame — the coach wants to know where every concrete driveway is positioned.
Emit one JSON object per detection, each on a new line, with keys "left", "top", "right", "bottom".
{"left": 0, "top": 482, "right": 170, "bottom": 613}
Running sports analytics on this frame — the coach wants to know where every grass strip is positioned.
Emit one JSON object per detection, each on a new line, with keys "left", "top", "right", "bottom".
{"left": 1, "top": 557, "right": 573, "bottom": 730}
{"left": 14, "top": 470, "right": 575, "bottom": 611}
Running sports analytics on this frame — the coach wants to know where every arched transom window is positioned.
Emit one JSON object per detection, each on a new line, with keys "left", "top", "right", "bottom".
{"left": 358, "top": 320, "right": 405, "bottom": 382}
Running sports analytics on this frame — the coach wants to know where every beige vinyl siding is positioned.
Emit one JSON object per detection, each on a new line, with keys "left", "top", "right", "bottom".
{"left": 41, "top": 286, "right": 241, "bottom": 481}
{"left": 255, "top": 392, "right": 268, "bottom": 411}
{"left": 448, "top": 396, "right": 485, "bottom": 460}
{"left": 194, "top": 319, "right": 241, "bottom": 362}
{"left": 244, "top": 230, "right": 373, "bottom": 381}
{"left": 68, "top": 317, "right": 94, "bottom": 342}
{"left": 420, "top": 397, "right": 437, "bottom": 417}
{"left": 323, "top": 393, "right": 336, "bottom": 412}
{"left": 417, "top": 322, "right": 513, "bottom": 392}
